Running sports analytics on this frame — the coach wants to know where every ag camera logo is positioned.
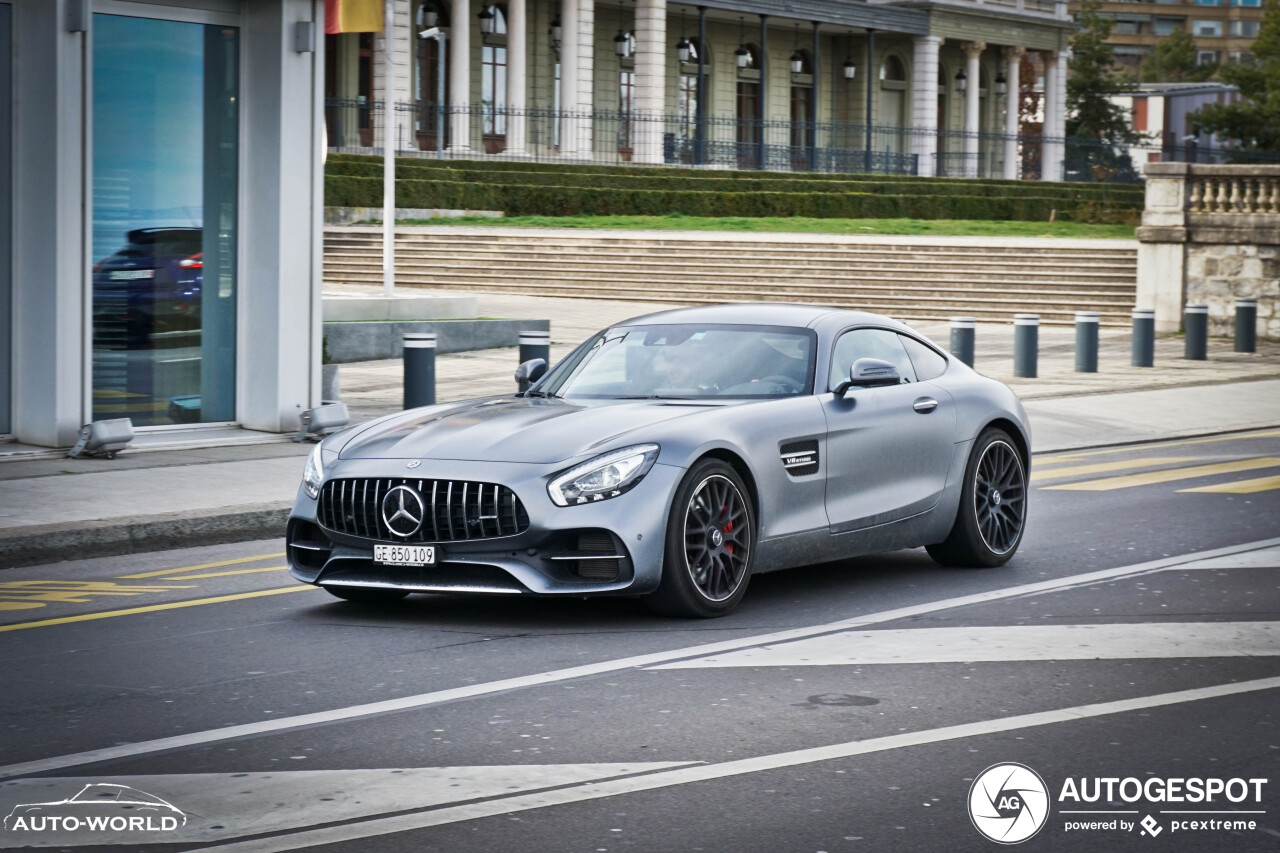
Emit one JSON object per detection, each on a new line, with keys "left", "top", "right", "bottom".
{"left": 969, "top": 763, "right": 1050, "bottom": 844}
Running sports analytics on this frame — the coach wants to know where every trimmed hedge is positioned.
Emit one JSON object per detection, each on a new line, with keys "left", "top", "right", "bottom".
{"left": 325, "top": 173, "right": 1139, "bottom": 223}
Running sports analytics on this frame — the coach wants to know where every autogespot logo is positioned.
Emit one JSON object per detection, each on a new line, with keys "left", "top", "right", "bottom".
{"left": 969, "top": 763, "right": 1051, "bottom": 844}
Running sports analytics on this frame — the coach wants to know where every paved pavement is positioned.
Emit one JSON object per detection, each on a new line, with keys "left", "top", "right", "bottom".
{"left": 1, "top": 292, "right": 1277, "bottom": 569}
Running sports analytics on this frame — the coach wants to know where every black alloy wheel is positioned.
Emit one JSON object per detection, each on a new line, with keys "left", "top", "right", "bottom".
{"left": 646, "top": 459, "right": 756, "bottom": 618}
{"left": 927, "top": 427, "right": 1027, "bottom": 568}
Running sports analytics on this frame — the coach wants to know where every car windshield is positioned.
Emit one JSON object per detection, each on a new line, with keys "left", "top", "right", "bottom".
{"left": 539, "top": 324, "right": 814, "bottom": 400}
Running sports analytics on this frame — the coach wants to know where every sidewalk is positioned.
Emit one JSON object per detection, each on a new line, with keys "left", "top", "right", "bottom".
{"left": 2, "top": 293, "right": 1278, "bottom": 569}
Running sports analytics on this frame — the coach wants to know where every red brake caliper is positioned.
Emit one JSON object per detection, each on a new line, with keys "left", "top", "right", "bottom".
{"left": 723, "top": 510, "right": 733, "bottom": 554}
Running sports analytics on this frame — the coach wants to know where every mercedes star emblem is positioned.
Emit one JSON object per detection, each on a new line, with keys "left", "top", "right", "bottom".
{"left": 381, "top": 485, "right": 426, "bottom": 538}
{"left": 406, "top": 460, "right": 422, "bottom": 469}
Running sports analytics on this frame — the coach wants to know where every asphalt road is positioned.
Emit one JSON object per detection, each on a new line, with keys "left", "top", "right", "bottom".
{"left": 1, "top": 429, "right": 1278, "bottom": 852}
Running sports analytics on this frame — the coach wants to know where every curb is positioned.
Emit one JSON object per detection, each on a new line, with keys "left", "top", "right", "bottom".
{"left": 0, "top": 502, "right": 292, "bottom": 570}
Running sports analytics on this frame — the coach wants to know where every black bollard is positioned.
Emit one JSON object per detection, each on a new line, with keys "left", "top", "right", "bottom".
{"left": 519, "top": 330, "right": 551, "bottom": 367}
{"left": 1184, "top": 303, "right": 1208, "bottom": 361}
{"left": 403, "top": 332, "right": 437, "bottom": 409}
{"left": 1132, "top": 308, "right": 1155, "bottom": 368}
{"left": 950, "top": 317, "right": 976, "bottom": 367}
{"left": 1235, "top": 298, "right": 1257, "bottom": 354}
{"left": 1075, "top": 311, "right": 1099, "bottom": 373}
{"left": 1013, "top": 314, "right": 1039, "bottom": 379}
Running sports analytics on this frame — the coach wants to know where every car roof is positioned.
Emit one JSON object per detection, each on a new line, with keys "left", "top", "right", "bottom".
{"left": 616, "top": 303, "right": 902, "bottom": 330}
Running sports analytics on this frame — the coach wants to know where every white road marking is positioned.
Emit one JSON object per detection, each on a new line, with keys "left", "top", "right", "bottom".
{"left": 0, "top": 764, "right": 692, "bottom": 849}
{"left": 1, "top": 536, "right": 1276, "bottom": 781}
{"left": 1168, "top": 544, "right": 1280, "bottom": 570}
{"left": 186, "top": 676, "right": 1280, "bottom": 852}
{"left": 651, "top": 621, "right": 1280, "bottom": 668}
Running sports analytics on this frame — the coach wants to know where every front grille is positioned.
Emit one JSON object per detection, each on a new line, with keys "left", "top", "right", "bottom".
{"left": 318, "top": 477, "right": 530, "bottom": 543}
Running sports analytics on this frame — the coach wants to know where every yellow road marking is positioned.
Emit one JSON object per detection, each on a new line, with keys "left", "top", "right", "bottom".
{"left": 1044, "top": 457, "right": 1280, "bottom": 491}
{"left": 0, "top": 580, "right": 194, "bottom": 605}
{"left": 118, "top": 553, "right": 285, "bottom": 579}
{"left": 164, "top": 566, "right": 287, "bottom": 580}
{"left": 1179, "top": 474, "right": 1280, "bottom": 495}
{"left": 1031, "top": 457, "right": 1202, "bottom": 483}
{"left": 1036, "top": 429, "right": 1280, "bottom": 466}
{"left": 0, "top": 586, "right": 317, "bottom": 633}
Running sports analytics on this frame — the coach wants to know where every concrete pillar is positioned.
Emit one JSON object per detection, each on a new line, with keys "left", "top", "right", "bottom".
{"left": 507, "top": 0, "right": 527, "bottom": 153}
{"left": 1003, "top": 46, "right": 1023, "bottom": 180}
{"left": 962, "top": 41, "right": 983, "bottom": 178}
{"left": 448, "top": 0, "right": 472, "bottom": 150}
{"left": 576, "top": 0, "right": 595, "bottom": 154}
{"left": 1136, "top": 162, "right": 1190, "bottom": 333}
{"left": 559, "top": 0, "right": 580, "bottom": 153}
{"left": 910, "top": 35, "right": 942, "bottom": 178}
{"left": 633, "top": 0, "right": 667, "bottom": 164}
{"left": 1042, "top": 50, "right": 1065, "bottom": 181}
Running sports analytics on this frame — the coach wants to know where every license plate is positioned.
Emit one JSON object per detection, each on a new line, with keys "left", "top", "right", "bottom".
{"left": 373, "top": 544, "right": 436, "bottom": 566}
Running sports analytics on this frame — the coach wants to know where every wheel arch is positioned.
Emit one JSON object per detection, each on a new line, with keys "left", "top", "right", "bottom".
{"left": 982, "top": 417, "right": 1030, "bottom": 471}
{"left": 695, "top": 448, "right": 762, "bottom": 530}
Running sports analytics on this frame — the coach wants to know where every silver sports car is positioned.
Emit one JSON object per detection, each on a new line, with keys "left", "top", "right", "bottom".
{"left": 287, "top": 304, "right": 1030, "bottom": 617}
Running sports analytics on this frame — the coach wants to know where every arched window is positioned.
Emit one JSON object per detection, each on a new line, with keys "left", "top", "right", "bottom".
{"left": 480, "top": 5, "right": 508, "bottom": 149}
{"left": 790, "top": 49, "right": 813, "bottom": 156}
{"left": 736, "top": 43, "right": 762, "bottom": 167}
{"left": 414, "top": 0, "right": 449, "bottom": 150}
{"left": 677, "top": 38, "right": 704, "bottom": 142}
{"left": 880, "top": 55, "right": 906, "bottom": 82}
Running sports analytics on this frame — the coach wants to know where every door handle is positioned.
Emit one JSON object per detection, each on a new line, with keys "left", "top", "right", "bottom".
{"left": 913, "top": 397, "right": 938, "bottom": 413}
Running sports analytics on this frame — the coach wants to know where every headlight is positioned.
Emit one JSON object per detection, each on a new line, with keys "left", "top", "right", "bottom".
{"left": 548, "top": 444, "right": 660, "bottom": 507}
{"left": 302, "top": 443, "right": 324, "bottom": 500}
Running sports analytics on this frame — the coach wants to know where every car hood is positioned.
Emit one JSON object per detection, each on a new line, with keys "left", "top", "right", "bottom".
{"left": 338, "top": 396, "right": 732, "bottom": 464}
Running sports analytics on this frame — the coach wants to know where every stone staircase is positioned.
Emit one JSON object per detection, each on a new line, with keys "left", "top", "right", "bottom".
{"left": 324, "top": 226, "right": 1139, "bottom": 327}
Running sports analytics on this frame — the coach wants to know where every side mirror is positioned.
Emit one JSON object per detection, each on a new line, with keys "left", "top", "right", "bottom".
{"left": 515, "top": 358, "right": 548, "bottom": 393}
{"left": 834, "top": 358, "right": 901, "bottom": 396}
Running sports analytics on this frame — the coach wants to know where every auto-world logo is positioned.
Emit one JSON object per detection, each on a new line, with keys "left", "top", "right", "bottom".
{"left": 3, "top": 783, "right": 186, "bottom": 834}
{"left": 968, "top": 763, "right": 1051, "bottom": 844}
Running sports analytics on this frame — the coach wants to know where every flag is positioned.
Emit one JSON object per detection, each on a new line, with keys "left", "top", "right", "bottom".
{"left": 325, "top": 0, "right": 383, "bottom": 34}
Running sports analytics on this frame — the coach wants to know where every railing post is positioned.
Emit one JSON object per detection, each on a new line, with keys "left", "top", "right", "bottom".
{"left": 949, "top": 317, "right": 976, "bottom": 367}
{"left": 1131, "top": 308, "right": 1155, "bottom": 368}
{"left": 1184, "top": 303, "right": 1208, "bottom": 361}
{"left": 1074, "top": 311, "right": 1099, "bottom": 373}
{"left": 1235, "top": 298, "right": 1257, "bottom": 354}
{"left": 1013, "top": 314, "right": 1039, "bottom": 378}
{"left": 403, "top": 332, "right": 438, "bottom": 409}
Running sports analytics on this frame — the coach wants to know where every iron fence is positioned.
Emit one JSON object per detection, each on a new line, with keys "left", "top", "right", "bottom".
{"left": 325, "top": 98, "right": 1280, "bottom": 183}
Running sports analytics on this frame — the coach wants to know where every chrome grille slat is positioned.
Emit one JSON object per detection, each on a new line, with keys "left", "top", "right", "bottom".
{"left": 319, "top": 477, "right": 528, "bottom": 543}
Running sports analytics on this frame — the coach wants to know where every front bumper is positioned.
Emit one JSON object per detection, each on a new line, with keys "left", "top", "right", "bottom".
{"left": 286, "top": 457, "right": 682, "bottom": 596}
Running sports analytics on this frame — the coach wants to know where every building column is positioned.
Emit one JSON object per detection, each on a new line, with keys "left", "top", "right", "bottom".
{"left": 910, "top": 35, "right": 942, "bottom": 177}
{"left": 448, "top": 0, "right": 471, "bottom": 150}
{"left": 1042, "top": 49, "right": 1067, "bottom": 181}
{"left": 373, "top": 0, "right": 412, "bottom": 151}
{"left": 575, "top": 0, "right": 595, "bottom": 155}
{"left": 962, "top": 41, "right": 983, "bottom": 178}
{"left": 633, "top": 0, "right": 666, "bottom": 164}
{"left": 559, "top": 0, "right": 580, "bottom": 153}
{"left": 507, "top": 0, "right": 527, "bottom": 153}
{"left": 1002, "top": 45, "right": 1023, "bottom": 180}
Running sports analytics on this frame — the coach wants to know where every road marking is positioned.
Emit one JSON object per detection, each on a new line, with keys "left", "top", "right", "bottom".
{"left": 1034, "top": 429, "right": 1280, "bottom": 466}
{"left": 2, "top": 536, "right": 1275, "bottom": 782}
{"left": 0, "top": 763, "right": 694, "bottom": 848}
{"left": 1043, "top": 457, "right": 1280, "bottom": 491}
{"left": 1180, "top": 474, "right": 1280, "bottom": 495}
{"left": 0, "top": 586, "right": 314, "bottom": 635}
{"left": 118, "top": 553, "right": 285, "bottom": 580}
{"left": 0, "top": 580, "right": 195, "bottom": 611}
{"left": 164, "top": 566, "right": 288, "bottom": 581}
{"left": 187, "top": 677, "right": 1280, "bottom": 853}
{"left": 651, "top": 621, "right": 1280, "bottom": 669}
{"left": 1030, "top": 457, "right": 1201, "bottom": 483}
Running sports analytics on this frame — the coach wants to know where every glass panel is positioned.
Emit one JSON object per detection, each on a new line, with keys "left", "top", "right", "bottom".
{"left": 92, "top": 14, "right": 239, "bottom": 426}
{"left": 0, "top": 3, "right": 10, "bottom": 434}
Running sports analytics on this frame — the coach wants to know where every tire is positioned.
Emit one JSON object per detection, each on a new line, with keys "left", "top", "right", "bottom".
{"left": 324, "top": 585, "right": 411, "bottom": 604}
{"left": 927, "top": 427, "right": 1028, "bottom": 568}
{"left": 645, "top": 459, "right": 756, "bottom": 618}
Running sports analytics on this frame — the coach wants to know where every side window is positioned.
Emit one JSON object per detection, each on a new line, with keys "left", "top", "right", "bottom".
{"left": 828, "top": 328, "right": 917, "bottom": 391}
{"left": 898, "top": 334, "right": 948, "bottom": 382}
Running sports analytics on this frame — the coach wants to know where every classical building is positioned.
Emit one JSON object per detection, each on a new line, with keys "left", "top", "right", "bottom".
{"left": 1071, "top": 0, "right": 1266, "bottom": 73}
{"left": 324, "top": 0, "right": 1074, "bottom": 180}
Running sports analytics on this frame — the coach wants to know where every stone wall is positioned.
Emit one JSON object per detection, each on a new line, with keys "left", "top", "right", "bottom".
{"left": 1186, "top": 244, "right": 1280, "bottom": 337}
{"left": 1137, "top": 163, "right": 1280, "bottom": 337}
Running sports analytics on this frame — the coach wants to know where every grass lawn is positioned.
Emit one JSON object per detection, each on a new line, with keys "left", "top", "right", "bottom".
{"left": 402, "top": 214, "right": 1136, "bottom": 239}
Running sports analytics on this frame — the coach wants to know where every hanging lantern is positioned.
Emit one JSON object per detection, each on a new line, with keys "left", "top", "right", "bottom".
{"left": 843, "top": 58, "right": 856, "bottom": 80}
{"left": 423, "top": 8, "right": 438, "bottom": 29}
{"left": 676, "top": 37, "right": 691, "bottom": 63}
{"left": 955, "top": 69, "right": 967, "bottom": 92}
{"left": 478, "top": 5, "right": 496, "bottom": 35}
{"left": 549, "top": 14, "right": 562, "bottom": 49}
{"left": 995, "top": 72, "right": 1007, "bottom": 95}
{"left": 614, "top": 30, "right": 629, "bottom": 57}
{"left": 790, "top": 51, "right": 804, "bottom": 74}
{"left": 735, "top": 45, "right": 750, "bottom": 69}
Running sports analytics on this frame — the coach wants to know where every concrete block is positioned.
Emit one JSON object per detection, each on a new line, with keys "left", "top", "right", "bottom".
{"left": 323, "top": 293, "right": 478, "bottom": 322}
{"left": 323, "top": 319, "right": 551, "bottom": 363}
